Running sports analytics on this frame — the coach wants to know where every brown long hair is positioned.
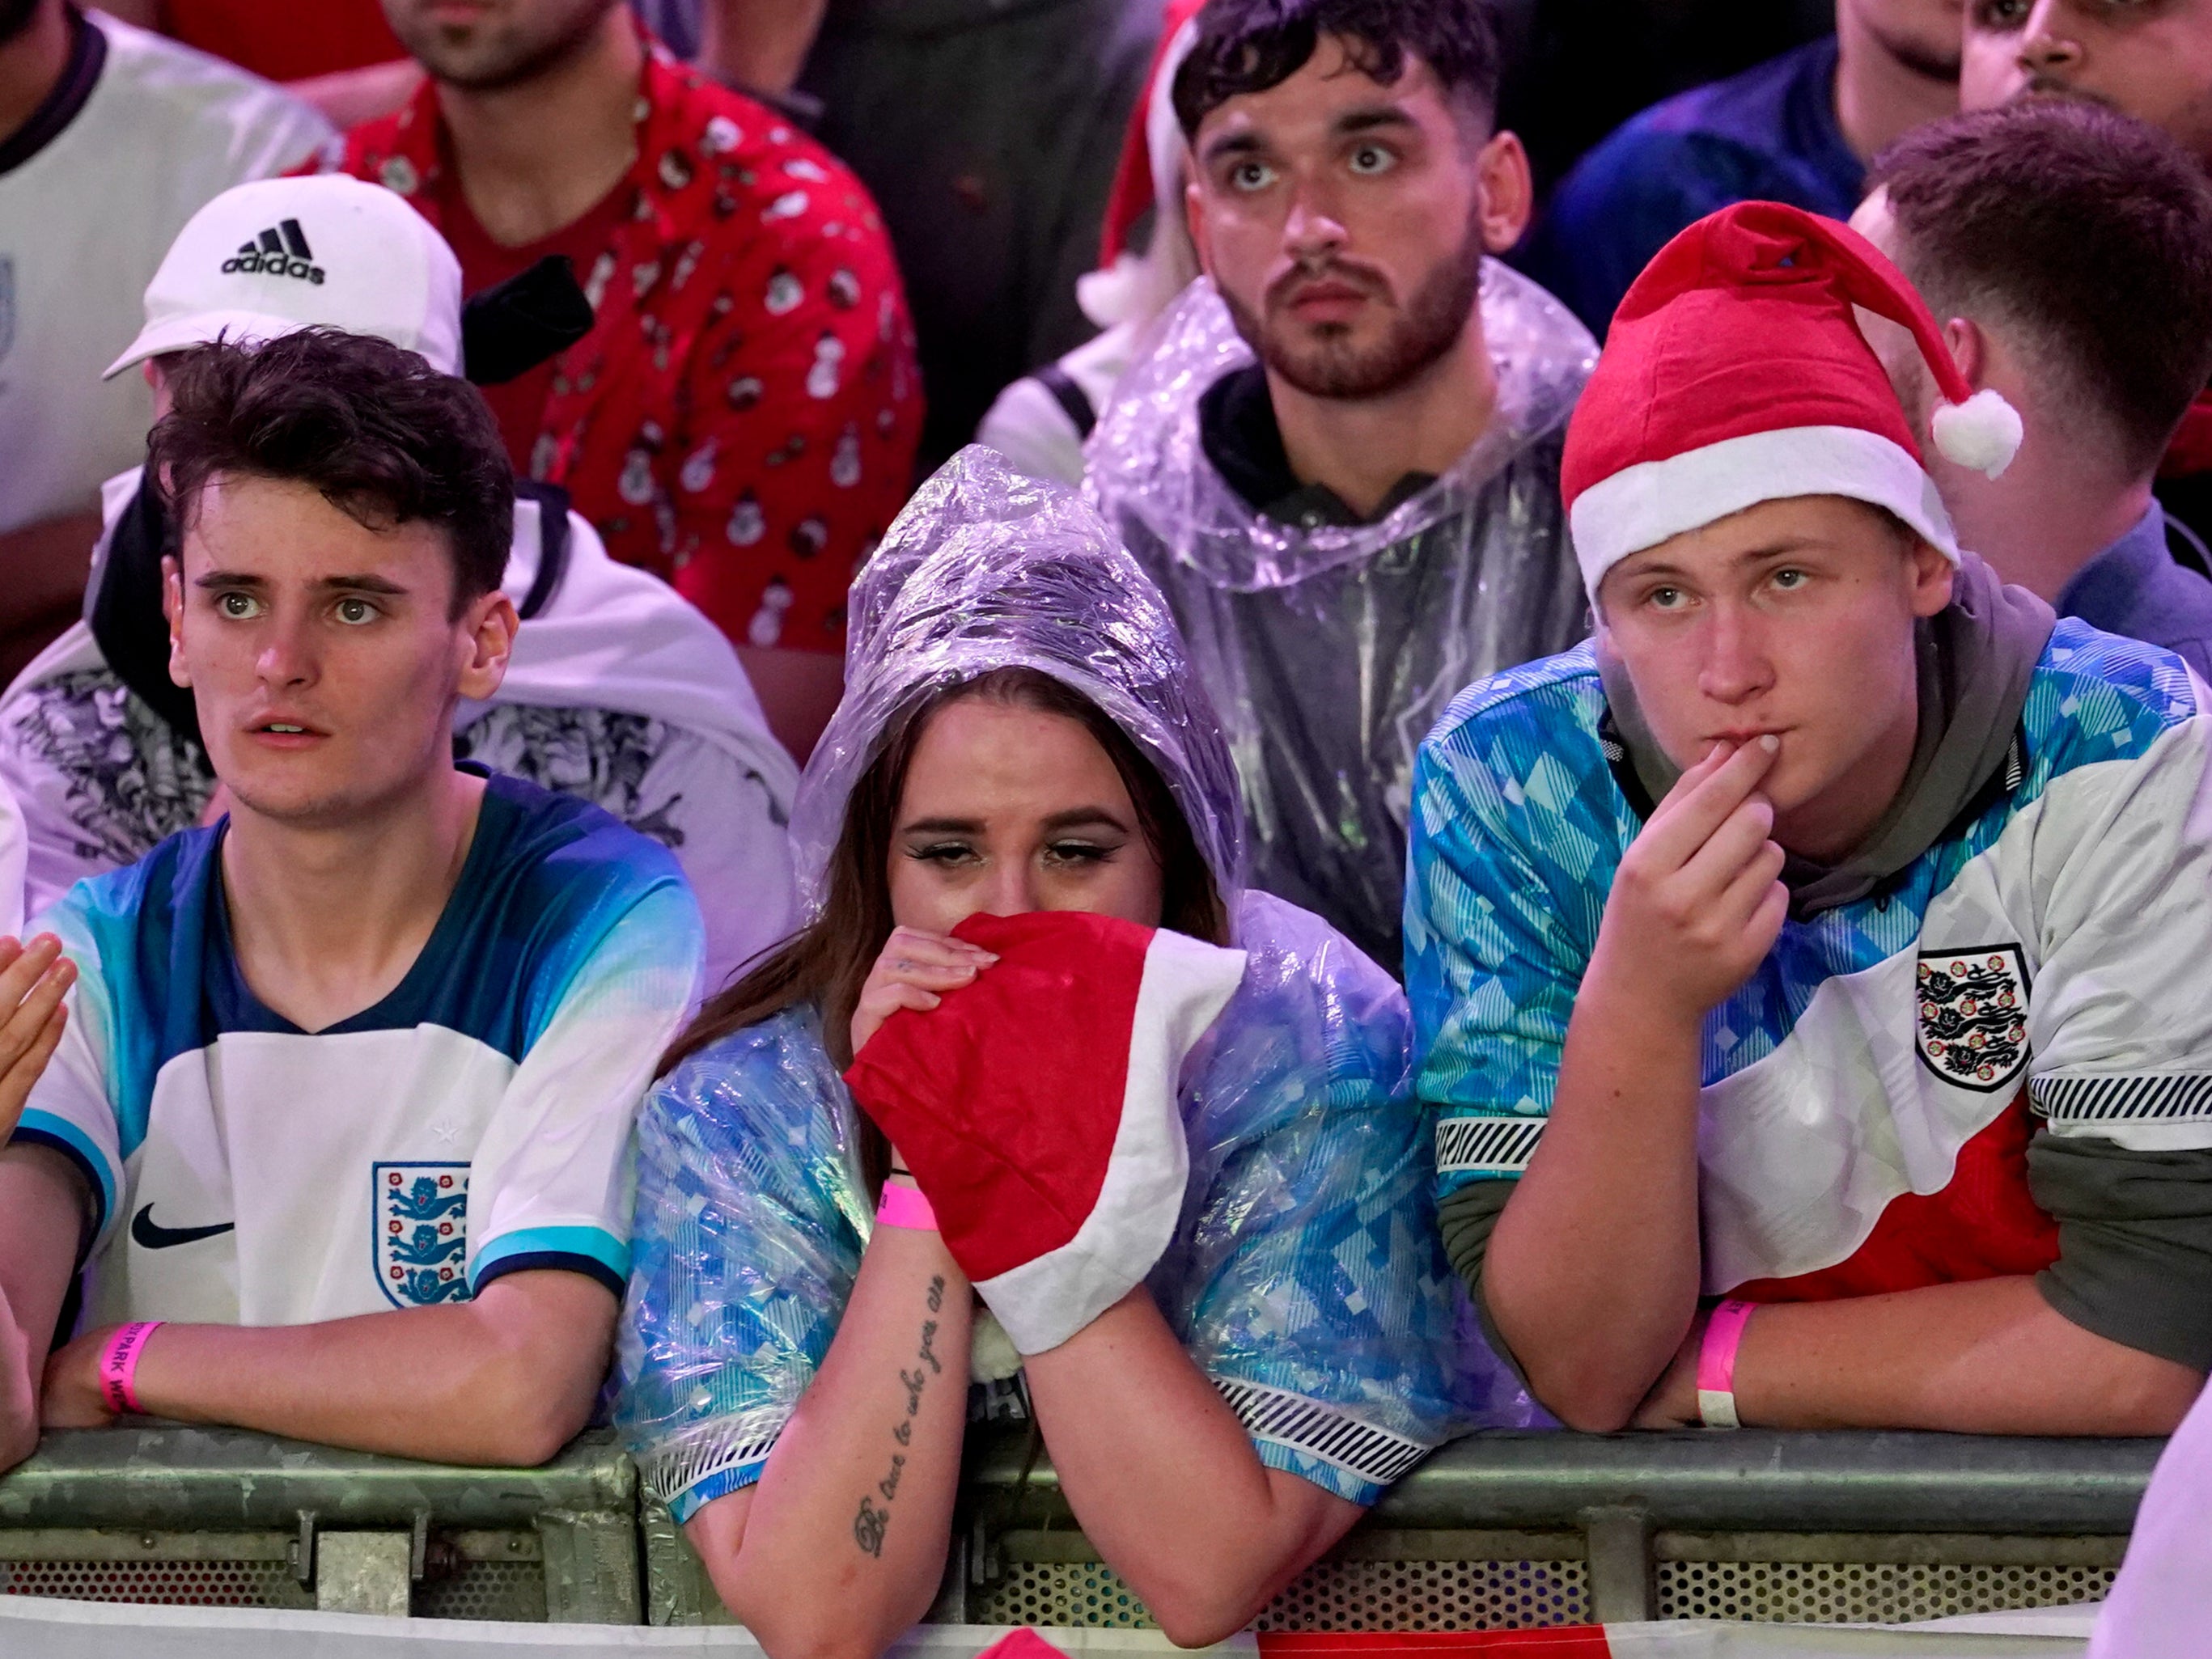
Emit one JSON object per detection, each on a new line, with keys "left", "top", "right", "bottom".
{"left": 662, "top": 667, "right": 1227, "bottom": 1191}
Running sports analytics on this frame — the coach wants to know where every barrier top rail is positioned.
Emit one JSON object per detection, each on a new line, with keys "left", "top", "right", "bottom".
{"left": 0, "top": 1424, "right": 2166, "bottom": 1538}
{"left": 0, "top": 1427, "right": 635, "bottom": 1532}
{"left": 962, "top": 1427, "right": 2165, "bottom": 1537}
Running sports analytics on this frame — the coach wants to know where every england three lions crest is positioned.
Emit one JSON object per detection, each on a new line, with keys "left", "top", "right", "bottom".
{"left": 1916, "top": 946, "right": 2031, "bottom": 1093}
{"left": 374, "top": 1163, "right": 470, "bottom": 1308}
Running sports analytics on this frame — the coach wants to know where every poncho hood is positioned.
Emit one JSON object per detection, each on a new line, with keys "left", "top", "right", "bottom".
{"left": 791, "top": 446, "right": 1248, "bottom": 920}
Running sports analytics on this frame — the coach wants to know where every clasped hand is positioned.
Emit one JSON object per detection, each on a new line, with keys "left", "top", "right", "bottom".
{"left": 849, "top": 925, "right": 998, "bottom": 1059}
{"left": 1593, "top": 738, "right": 1789, "bottom": 1019}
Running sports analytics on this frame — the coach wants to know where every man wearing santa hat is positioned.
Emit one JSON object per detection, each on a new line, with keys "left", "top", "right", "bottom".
{"left": 1406, "top": 200, "right": 2212, "bottom": 1435}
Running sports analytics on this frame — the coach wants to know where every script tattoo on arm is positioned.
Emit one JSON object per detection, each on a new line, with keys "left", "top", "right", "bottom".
{"left": 853, "top": 1274, "right": 947, "bottom": 1559}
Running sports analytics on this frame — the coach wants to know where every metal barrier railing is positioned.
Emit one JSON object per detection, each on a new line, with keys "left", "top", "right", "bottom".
{"left": 0, "top": 1424, "right": 2167, "bottom": 1629}
{"left": 927, "top": 1427, "right": 2161, "bottom": 1631}
{"left": 0, "top": 1425, "right": 640, "bottom": 1622}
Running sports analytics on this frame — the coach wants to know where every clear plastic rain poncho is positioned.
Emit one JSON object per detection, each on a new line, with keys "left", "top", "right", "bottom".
{"left": 1087, "top": 263, "right": 1598, "bottom": 972}
{"left": 617, "top": 449, "right": 1523, "bottom": 1530}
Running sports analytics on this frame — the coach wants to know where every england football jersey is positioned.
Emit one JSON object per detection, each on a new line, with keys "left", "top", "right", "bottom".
{"left": 1407, "top": 624, "right": 2212, "bottom": 1314}
{"left": 10, "top": 772, "right": 704, "bottom": 1328}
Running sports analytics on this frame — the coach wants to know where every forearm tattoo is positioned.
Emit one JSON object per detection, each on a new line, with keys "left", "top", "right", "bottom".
{"left": 854, "top": 1274, "right": 947, "bottom": 1560}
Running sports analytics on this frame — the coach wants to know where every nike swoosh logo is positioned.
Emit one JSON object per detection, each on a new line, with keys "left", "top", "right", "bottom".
{"left": 131, "top": 1204, "right": 235, "bottom": 1250}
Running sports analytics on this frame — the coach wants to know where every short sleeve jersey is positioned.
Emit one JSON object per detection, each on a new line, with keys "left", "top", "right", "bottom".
{"left": 9, "top": 773, "right": 705, "bottom": 1327}
{"left": 618, "top": 891, "right": 1466, "bottom": 1522}
{"left": 1407, "top": 626, "right": 2212, "bottom": 1309}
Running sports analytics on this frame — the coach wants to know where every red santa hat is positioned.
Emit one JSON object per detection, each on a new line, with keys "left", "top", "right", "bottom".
{"left": 1096, "top": 0, "right": 1207, "bottom": 272}
{"left": 1081, "top": 0, "right": 1207, "bottom": 330}
{"left": 844, "top": 909, "right": 1246, "bottom": 1356}
{"left": 1563, "top": 201, "right": 2023, "bottom": 599}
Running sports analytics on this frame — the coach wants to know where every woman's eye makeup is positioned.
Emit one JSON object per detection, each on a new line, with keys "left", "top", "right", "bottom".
{"left": 1045, "top": 839, "right": 1117, "bottom": 865}
{"left": 906, "top": 840, "right": 980, "bottom": 865}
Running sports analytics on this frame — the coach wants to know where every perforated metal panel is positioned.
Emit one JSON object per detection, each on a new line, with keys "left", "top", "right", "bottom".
{"left": 974, "top": 1557, "right": 1591, "bottom": 1631}
{"left": 1655, "top": 1560, "right": 2118, "bottom": 1623}
{"left": 0, "top": 1535, "right": 550, "bottom": 1622}
{"left": 1, "top": 1558, "right": 313, "bottom": 1609}
{"left": 975, "top": 1563, "right": 1156, "bottom": 1628}
{"left": 414, "top": 1560, "right": 548, "bottom": 1621}
{"left": 1256, "top": 1557, "right": 1588, "bottom": 1631}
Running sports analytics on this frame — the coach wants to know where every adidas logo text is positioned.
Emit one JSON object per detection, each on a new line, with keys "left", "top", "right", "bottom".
{"left": 221, "top": 218, "right": 325, "bottom": 286}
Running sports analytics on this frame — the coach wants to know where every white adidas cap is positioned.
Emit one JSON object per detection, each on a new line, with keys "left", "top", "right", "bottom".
{"left": 104, "top": 173, "right": 463, "bottom": 380}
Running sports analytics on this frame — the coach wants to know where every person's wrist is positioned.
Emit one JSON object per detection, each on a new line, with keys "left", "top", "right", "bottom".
{"left": 1583, "top": 930, "right": 1713, "bottom": 1032}
{"left": 96, "top": 1321, "right": 164, "bottom": 1417}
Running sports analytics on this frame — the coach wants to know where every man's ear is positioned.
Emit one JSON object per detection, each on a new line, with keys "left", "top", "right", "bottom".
{"left": 1184, "top": 176, "right": 1214, "bottom": 277}
{"left": 1473, "top": 129, "right": 1534, "bottom": 254}
{"left": 163, "top": 554, "right": 191, "bottom": 689}
{"left": 1907, "top": 536, "right": 1957, "bottom": 620}
{"left": 1943, "top": 315, "right": 1989, "bottom": 391}
{"left": 456, "top": 590, "right": 519, "bottom": 704}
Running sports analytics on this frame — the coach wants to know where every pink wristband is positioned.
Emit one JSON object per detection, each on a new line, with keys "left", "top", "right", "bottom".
{"left": 875, "top": 1181, "right": 938, "bottom": 1231}
{"left": 1695, "top": 1299, "right": 1758, "bottom": 1428}
{"left": 98, "top": 1321, "right": 164, "bottom": 1416}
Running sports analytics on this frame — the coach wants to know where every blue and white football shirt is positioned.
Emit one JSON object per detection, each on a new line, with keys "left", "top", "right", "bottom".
{"left": 1406, "top": 624, "right": 2212, "bottom": 1300}
{"left": 10, "top": 772, "right": 705, "bottom": 1328}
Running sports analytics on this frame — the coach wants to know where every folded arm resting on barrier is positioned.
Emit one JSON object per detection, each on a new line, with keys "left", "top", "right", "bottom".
{"left": 0, "top": 1145, "right": 85, "bottom": 1472}
{"left": 1629, "top": 1274, "right": 2203, "bottom": 1434}
{"left": 1020, "top": 1289, "right": 1364, "bottom": 1646}
{"left": 35, "top": 1268, "right": 619, "bottom": 1467}
{"left": 1480, "top": 936, "right": 2207, "bottom": 1436}
{"left": 683, "top": 1198, "right": 977, "bottom": 1659}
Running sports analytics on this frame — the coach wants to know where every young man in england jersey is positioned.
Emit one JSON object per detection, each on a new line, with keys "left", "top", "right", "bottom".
{"left": 0, "top": 326, "right": 703, "bottom": 1474}
{"left": 1407, "top": 200, "right": 2212, "bottom": 1437}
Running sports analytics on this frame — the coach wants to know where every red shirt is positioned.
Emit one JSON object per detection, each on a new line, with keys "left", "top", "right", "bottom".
{"left": 162, "top": 0, "right": 405, "bottom": 82}
{"left": 439, "top": 180, "right": 634, "bottom": 472}
{"left": 338, "top": 47, "right": 924, "bottom": 655}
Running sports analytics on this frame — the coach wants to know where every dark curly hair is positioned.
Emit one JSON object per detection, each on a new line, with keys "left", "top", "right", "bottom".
{"left": 149, "top": 328, "right": 514, "bottom": 617}
{"left": 1172, "top": 0, "right": 1502, "bottom": 138}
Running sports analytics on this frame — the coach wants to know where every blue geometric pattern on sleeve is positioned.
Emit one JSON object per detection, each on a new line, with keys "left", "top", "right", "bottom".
{"left": 614, "top": 1005, "right": 870, "bottom": 1516}
{"left": 1163, "top": 892, "right": 1468, "bottom": 1461}
{"left": 1406, "top": 621, "right": 2199, "bottom": 1201}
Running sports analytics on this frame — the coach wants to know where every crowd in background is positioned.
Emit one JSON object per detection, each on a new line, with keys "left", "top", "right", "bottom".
{"left": 10, "top": 0, "right": 2212, "bottom": 1653}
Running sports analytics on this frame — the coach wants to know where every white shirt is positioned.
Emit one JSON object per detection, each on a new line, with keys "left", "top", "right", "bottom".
{"left": 0, "top": 10, "right": 331, "bottom": 534}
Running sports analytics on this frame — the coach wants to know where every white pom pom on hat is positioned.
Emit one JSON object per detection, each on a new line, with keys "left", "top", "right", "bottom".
{"left": 1562, "top": 201, "right": 2023, "bottom": 597}
{"left": 1930, "top": 387, "right": 2025, "bottom": 480}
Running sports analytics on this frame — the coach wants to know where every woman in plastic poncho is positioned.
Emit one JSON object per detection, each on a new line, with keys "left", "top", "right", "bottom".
{"left": 617, "top": 448, "right": 1464, "bottom": 1653}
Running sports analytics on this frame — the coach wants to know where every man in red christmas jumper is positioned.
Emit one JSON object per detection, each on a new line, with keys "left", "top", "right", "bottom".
{"left": 340, "top": 0, "right": 922, "bottom": 760}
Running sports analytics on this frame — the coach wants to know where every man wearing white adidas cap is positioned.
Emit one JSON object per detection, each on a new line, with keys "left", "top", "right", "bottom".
{"left": 1407, "top": 200, "right": 2212, "bottom": 1437}
{"left": 0, "top": 171, "right": 799, "bottom": 995}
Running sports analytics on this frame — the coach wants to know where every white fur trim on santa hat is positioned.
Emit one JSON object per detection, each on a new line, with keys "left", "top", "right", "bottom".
{"left": 1571, "top": 424, "right": 1962, "bottom": 600}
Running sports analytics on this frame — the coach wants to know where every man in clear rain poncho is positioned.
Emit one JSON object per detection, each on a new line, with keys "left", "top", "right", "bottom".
{"left": 1087, "top": 0, "right": 1596, "bottom": 971}
{"left": 617, "top": 448, "right": 1515, "bottom": 1652}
